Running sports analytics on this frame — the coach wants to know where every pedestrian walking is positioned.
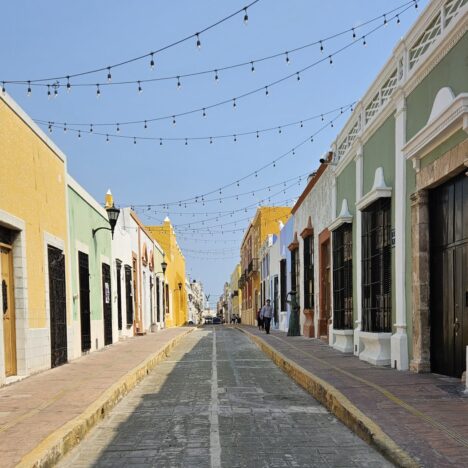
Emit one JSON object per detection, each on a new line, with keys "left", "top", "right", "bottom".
{"left": 256, "top": 308, "right": 263, "bottom": 330}
{"left": 260, "top": 299, "right": 274, "bottom": 334}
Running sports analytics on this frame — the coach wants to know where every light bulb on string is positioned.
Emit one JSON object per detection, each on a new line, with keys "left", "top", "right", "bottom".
{"left": 185, "top": 138, "right": 188, "bottom": 146}
{"left": 177, "top": 76, "right": 181, "bottom": 89}
{"left": 27, "top": 81, "right": 31, "bottom": 96}
{"left": 210, "top": 137, "right": 213, "bottom": 144}
{"left": 150, "top": 53, "right": 155, "bottom": 69}
{"left": 414, "top": 0, "right": 418, "bottom": 8}
{"left": 47, "top": 85, "right": 51, "bottom": 99}
{"left": 397, "top": 14, "right": 400, "bottom": 24}
{"left": 64, "top": 123, "right": 67, "bottom": 132}
{"left": 278, "top": 127, "right": 282, "bottom": 134}
{"left": 251, "top": 61, "right": 255, "bottom": 72}
{"left": 172, "top": 116, "right": 176, "bottom": 125}
{"left": 2, "top": 82, "right": 5, "bottom": 94}
{"left": 214, "top": 70, "right": 219, "bottom": 82}
{"left": 196, "top": 33, "right": 201, "bottom": 49}
{"left": 265, "top": 86, "right": 269, "bottom": 96}
{"left": 297, "top": 72, "right": 301, "bottom": 81}
{"left": 319, "top": 40, "right": 324, "bottom": 52}
{"left": 48, "top": 122, "right": 52, "bottom": 133}
{"left": 90, "top": 124, "right": 93, "bottom": 133}
{"left": 285, "top": 51, "right": 290, "bottom": 64}
{"left": 243, "top": 7, "right": 248, "bottom": 24}
{"left": 352, "top": 28, "right": 356, "bottom": 39}
{"left": 329, "top": 55, "right": 333, "bottom": 65}
{"left": 310, "top": 137, "right": 314, "bottom": 143}
{"left": 78, "top": 130, "right": 81, "bottom": 138}
{"left": 300, "top": 121, "right": 303, "bottom": 128}
{"left": 107, "top": 67, "right": 112, "bottom": 82}
{"left": 233, "top": 134, "right": 237, "bottom": 142}
{"left": 116, "top": 123, "right": 120, "bottom": 133}
{"left": 232, "top": 98, "right": 237, "bottom": 109}
{"left": 138, "top": 81, "right": 142, "bottom": 93}
{"left": 144, "top": 120, "right": 147, "bottom": 129}
{"left": 53, "top": 85, "right": 58, "bottom": 98}
{"left": 66, "top": 77, "right": 71, "bottom": 93}
{"left": 362, "top": 36, "right": 367, "bottom": 46}
{"left": 96, "top": 84, "right": 101, "bottom": 97}
{"left": 256, "top": 131, "right": 259, "bottom": 139}
{"left": 383, "top": 14, "right": 387, "bottom": 26}
{"left": 202, "top": 108, "right": 206, "bottom": 117}
{"left": 160, "top": 139, "right": 163, "bottom": 146}
{"left": 106, "top": 134, "right": 109, "bottom": 143}
{"left": 133, "top": 137, "right": 137, "bottom": 145}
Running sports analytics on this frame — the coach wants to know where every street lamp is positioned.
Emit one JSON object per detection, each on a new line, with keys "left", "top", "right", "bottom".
{"left": 92, "top": 205, "right": 120, "bottom": 239}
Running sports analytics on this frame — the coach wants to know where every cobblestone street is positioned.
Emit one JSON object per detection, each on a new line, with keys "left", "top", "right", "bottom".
{"left": 60, "top": 327, "right": 391, "bottom": 467}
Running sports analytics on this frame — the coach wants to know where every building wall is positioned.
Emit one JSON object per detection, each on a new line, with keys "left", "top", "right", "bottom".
{"left": 230, "top": 264, "right": 241, "bottom": 318}
{"left": 67, "top": 179, "right": 114, "bottom": 357}
{"left": 0, "top": 94, "right": 70, "bottom": 382}
{"left": 147, "top": 220, "right": 187, "bottom": 327}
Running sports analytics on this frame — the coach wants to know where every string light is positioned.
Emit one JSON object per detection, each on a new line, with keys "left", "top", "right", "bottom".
{"left": 362, "top": 36, "right": 367, "bottom": 46}
{"left": 64, "top": 123, "right": 67, "bottom": 132}
{"left": 107, "top": 67, "right": 112, "bottom": 82}
{"left": 251, "top": 61, "right": 255, "bottom": 72}
{"left": 196, "top": 33, "right": 201, "bottom": 49}
{"left": 106, "top": 134, "right": 109, "bottom": 142}
{"left": 296, "top": 72, "right": 301, "bottom": 81}
{"left": 53, "top": 84, "right": 58, "bottom": 98}
{"left": 177, "top": 76, "right": 181, "bottom": 89}
{"left": 214, "top": 70, "right": 219, "bottom": 82}
{"left": 47, "top": 85, "right": 51, "bottom": 99}
{"left": 243, "top": 7, "right": 249, "bottom": 24}
{"left": 144, "top": 120, "right": 147, "bottom": 129}
{"left": 96, "top": 84, "right": 101, "bottom": 97}
{"left": 397, "top": 14, "right": 401, "bottom": 24}
{"left": 285, "top": 51, "right": 290, "bottom": 64}
{"left": 172, "top": 115, "right": 176, "bottom": 125}
{"left": 116, "top": 123, "right": 120, "bottom": 132}
{"left": 27, "top": 81, "right": 31, "bottom": 96}
{"left": 383, "top": 14, "right": 387, "bottom": 26}
{"left": 320, "top": 40, "right": 324, "bottom": 52}
{"left": 90, "top": 124, "right": 93, "bottom": 133}
{"left": 4, "top": 0, "right": 415, "bottom": 97}
{"left": 232, "top": 98, "right": 237, "bottom": 109}
{"left": 138, "top": 81, "right": 142, "bottom": 93}
{"left": 352, "top": 28, "right": 356, "bottom": 38}
{"left": 66, "top": 77, "right": 71, "bottom": 92}
{"left": 78, "top": 130, "right": 81, "bottom": 138}
{"left": 1, "top": 82, "right": 5, "bottom": 94}
{"left": 203, "top": 108, "right": 207, "bottom": 117}
{"left": 265, "top": 86, "right": 269, "bottom": 96}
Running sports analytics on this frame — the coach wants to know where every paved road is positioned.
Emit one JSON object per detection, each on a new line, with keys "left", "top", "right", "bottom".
{"left": 60, "top": 327, "right": 391, "bottom": 467}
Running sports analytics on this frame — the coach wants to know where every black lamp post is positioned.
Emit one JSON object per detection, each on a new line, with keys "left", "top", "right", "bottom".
{"left": 92, "top": 205, "right": 120, "bottom": 238}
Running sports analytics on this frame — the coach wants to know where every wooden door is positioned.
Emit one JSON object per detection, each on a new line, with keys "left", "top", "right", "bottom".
{"left": 78, "top": 252, "right": 91, "bottom": 352}
{"left": 102, "top": 263, "right": 112, "bottom": 345}
{"left": 1, "top": 244, "right": 16, "bottom": 376}
{"left": 430, "top": 173, "right": 468, "bottom": 378}
{"left": 48, "top": 245, "right": 68, "bottom": 368}
{"left": 320, "top": 237, "right": 331, "bottom": 338}
{"left": 116, "top": 261, "right": 122, "bottom": 331}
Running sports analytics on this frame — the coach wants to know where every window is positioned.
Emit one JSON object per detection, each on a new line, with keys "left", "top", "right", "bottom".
{"left": 333, "top": 224, "right": 353, "bottom": 329}
{"left": 124, "top": 265, "right": 133, "bottom": 326}
{"left": 303, "top": 236, "right": 314, "bottom": 309}
{"left": 362, "top": 198, "right": 392, "bottom": 333}
{"left": 291, "top": 248, "right": 300, "bottom": 304}
{"left": 280, "top": 259, "right": 287, "bottom": 311}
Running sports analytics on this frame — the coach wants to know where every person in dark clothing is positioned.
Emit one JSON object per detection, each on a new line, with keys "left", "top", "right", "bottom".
{"left": 256, "top": 308, "right": 263, "bottom": 330}
{"left": 260, "top": 299, "right": 274, "bottom": 334}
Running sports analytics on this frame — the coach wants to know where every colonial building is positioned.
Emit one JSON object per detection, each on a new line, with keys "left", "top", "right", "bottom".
{"left": 328, "top": 0, "right": 467, "bottom": 374}
{"left": 0, "top": 90, "right": 71, "bottom": 384}
{"left": 240, "top": 207, "right": 291, "bottom": 325}
{"left": 291, "top": 162, "right": 334, "bottom": 341}
{"left": 68, "top": 177, "right": 116, "bottom": 356}
{"left": 147, "top": 218, "right": 187, "bottom": 327}
{"left": 229, "top": 264, "right": 242, "bottom": 321}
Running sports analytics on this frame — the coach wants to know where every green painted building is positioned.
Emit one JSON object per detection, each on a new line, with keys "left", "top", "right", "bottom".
{"left": 328, "top": 0, "right": 467, "bottom": 377}
{"left": 67, "top": 175, "right": 116, "bottom": 357}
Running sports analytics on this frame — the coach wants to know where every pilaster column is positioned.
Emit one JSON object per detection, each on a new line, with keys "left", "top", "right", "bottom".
{"left": 354, "top": 146, "right": 363, "bottom": 356}
{"left": 391, "top": 91, "right": 409, "bottom": 370}
{"left": 410, "top": 190, "right": 431, "bottom": 372}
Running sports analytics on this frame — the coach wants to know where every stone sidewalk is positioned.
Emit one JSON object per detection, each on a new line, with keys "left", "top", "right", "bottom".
{"left": 240, "top": 326, "right": 468, "bottom": 468}
{"left": 0, "top": 327, "right": 192, "bottom": 468}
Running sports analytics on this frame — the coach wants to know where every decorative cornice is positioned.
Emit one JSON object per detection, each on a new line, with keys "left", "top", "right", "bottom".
{"left": 329, "top": 199, "right": 353, "bottom": 231}
{"left": 356, "top": 167, "right": 392, "bottom": 211}
{"left": 403, "top": 93, "right": 468, "bottom": 162}
{"left": 288, "top": 232, "right": 299, "bottom": 251}
{"left": 300, "top": 217, "right": 314, "bottom": 239}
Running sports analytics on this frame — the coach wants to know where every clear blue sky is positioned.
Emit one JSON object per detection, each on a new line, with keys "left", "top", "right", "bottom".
{"left": 1, "top": 1, "right": 426, "bottom": 305}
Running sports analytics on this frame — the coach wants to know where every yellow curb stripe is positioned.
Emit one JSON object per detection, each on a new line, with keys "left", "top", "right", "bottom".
{"left": 268, "top": 332, "right": 468, "bottom": 449}
{"left": 17, "top": 328, "right": 194, "bottom": 468}
{"left": 238, "top": 327, "right": 420, "bottom": 468}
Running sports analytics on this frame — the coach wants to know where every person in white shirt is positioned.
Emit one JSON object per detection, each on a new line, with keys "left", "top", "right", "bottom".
{"left": 260, "top": 299, "right": 274, "bottom": 334}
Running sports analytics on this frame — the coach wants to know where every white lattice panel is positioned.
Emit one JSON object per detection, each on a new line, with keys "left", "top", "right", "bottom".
{"left": 444, "top": 0, "right": 467, "bottom": 27}
{"left": 409, "top": 14, "right": 442, "bottom": 69}
{"left": 365, "top": 93, "right": 380, "bottom": 124}
{"left": 380, "top": 70, "right": 398, "bottom": 105}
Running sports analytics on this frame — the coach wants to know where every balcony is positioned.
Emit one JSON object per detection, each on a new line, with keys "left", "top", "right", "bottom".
{"left": 248, "top": 258, "right": 259, "bottom": 276}
{"left": 238, "top": 274, "right": 246, "bottom": 289}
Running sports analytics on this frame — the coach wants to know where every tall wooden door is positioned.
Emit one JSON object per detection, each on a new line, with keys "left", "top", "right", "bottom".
{"left": 116, "top": 261, "right": 122, "bottom": 331}
{"left": 320, "top": 237, "right": 331, "bottom": 338}
{"left": 102, "top": 263, "right": 112, "bottom": 345}
{"left": 273, "top": 276, "right": 279, "bottom": 325}
{"left": 78, "top": 252, "right": 91, "bottom": 352}
{"left": 430, "top": 173, "right": 468, "bottom": 378}
{"left": 1, "top": 244, "right": 16, "bottom": 376}
{"left": 48, "top": 245, "right": 67, "bottom": 368}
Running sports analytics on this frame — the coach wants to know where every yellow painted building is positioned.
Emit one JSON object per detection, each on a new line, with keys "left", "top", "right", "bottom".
{"left": 0, "top": 92, "right": 70, "bottom": 383}
{"left": 240, "top": 207, "right": 291, "bottom": 325}
{"left": 230, "top": 264, "right": 242, "bottom": 319}
{"left": 147, "top": 218, "right": 187, "bottom": 327}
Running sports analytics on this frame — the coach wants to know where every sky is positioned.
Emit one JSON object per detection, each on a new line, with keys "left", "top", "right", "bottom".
{"left": 1, "top": 0, "right": 427, "bottom": 306}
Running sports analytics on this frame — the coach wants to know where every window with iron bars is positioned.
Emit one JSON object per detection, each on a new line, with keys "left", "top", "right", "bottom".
{"left": 303, "top": 235, "right": 314, "bottom": 309}
{"left": 333, "top": 224, "right": 353, "bottom": 329}
{"left": 361, "top": 198, "right": 392, "bottom": 333}
{"left": 290, "top": 248, "right": 300, "bottom": 305}
{"left": 280, "top": 259, "right": 287, "bottom": 311}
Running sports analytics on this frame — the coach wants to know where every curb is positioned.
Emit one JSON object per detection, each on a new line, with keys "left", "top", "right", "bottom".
{"left": 18, "top": 328, "right": 194, "bottom": 468}
{"left": 238, "top": 327, "right": 420, "bottom": 468}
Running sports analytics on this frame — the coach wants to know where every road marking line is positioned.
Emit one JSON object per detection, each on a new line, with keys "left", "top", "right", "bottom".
{"left": 210, "top": 329, "right": 221, "bottom": 468}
